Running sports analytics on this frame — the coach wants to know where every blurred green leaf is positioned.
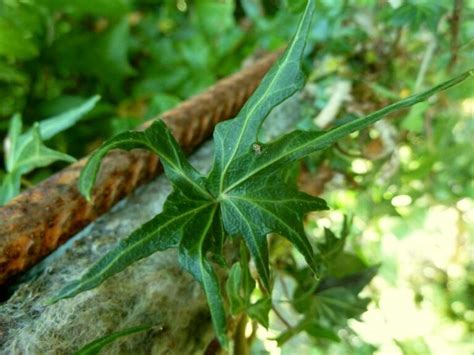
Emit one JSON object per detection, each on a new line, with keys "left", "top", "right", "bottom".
{"left": 390, "top": 3, "right": 443, "bottom": 31}
{"left": 195, "top": 0, "right": 235, "bottom": 37}
{"left": 0, "top": 18, "right": 38, "bottom": 59}
{"left": 75, "top": 325, "right": 152, "bottom": 355}
{"left": 247, "top": 297, "right": 272, "bottom": 328}
{"left": 227, "top": 263, "right": 248, "bottom": 314}
{"left": 401, "top": 102, "right": 429, "bottom": 133}
{"left": 0, "top": 97, "right": 98, "bottom": 205}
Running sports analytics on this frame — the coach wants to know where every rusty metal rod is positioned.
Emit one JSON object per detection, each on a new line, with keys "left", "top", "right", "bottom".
{"left": 0, "top": 52, "right": 280, "bottom": 286}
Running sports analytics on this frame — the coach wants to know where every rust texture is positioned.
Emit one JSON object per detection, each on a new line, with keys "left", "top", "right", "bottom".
{"left": 0, "top": 51, "right": 280, "bottom": 286}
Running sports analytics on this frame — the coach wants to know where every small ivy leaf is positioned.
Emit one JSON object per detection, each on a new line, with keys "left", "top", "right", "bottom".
{"left": 319, "top": 266, "right": 379, "bottom": 295}
{"left": 1, "top": 97, "right": 98, "bottom": 205}
{"left": 315, "top": 287, "right": 370, "bottom": 325}
{"left": 390, "top": 3, "right": 443, "bottom": 32}
{"left": 246, "top": 297, "right": 272, "bottom": 329}
{"left": 239, "top": 243, "right": 256, "bottom": 301}
{"left": 79, "top": 119, "right": 209, "bottom": 201}
{"left": 10, "top": 96, "right": 99, "bottom": 171}
{"left": 319, "top": 227, "right": 346, "bottom": 260}
{"left": 74, "top": 325, "right": 153, "bottom": 355}
{"left": 226, "top": 262, "right": 270, "bottom": 328}
{"left": 14, "top": 124, "right": 76, "bottom": 175}
{"left": 226, "top": 242, "right": 259, "bottom": 312}
{"left": 275, "top": 326, "right": 300, "bottom": 347}
{"left": 49, "top": 190, "right": 211, "bottom": 304}
{"left": 226, "top": 263, "right": 246, "bottom": 314}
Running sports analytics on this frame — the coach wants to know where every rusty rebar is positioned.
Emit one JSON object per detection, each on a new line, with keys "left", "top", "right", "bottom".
{"left": 0, "top": 51, "right": 280, "bottom": 286}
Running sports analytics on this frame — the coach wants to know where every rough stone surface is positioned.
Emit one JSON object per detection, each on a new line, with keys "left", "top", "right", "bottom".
{"left": 0, "top": 95, "right": 301, "bottom": 355}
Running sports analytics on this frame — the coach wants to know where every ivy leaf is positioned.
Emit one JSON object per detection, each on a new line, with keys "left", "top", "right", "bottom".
{"left": 226, "top": 243, "right": 256, "bottom": 315}
{"left": 49, "top": 0, "right": 473, "bottom": 348}
{"left": 226, "top": 263, "right": 248, "bottom": 315}
{"left": 0, "top": 96, "right": 99, "bottom": 205}
{"left": 13, "top": 123, "right": 76, "bottom": 175}
{"left": 390, "top": 3, "right": 443, "bottom": 32}
{"left": 246, "top": 297, "right": 272, "bottom": 329}
{"left": 226, "top": 244, "right": 272, "bottom": 328}
{"left": 319, "top": 215, "right": 352, "bottom": 260}
{"left": 1, "top": 122, "right": 76, "bottom": 204}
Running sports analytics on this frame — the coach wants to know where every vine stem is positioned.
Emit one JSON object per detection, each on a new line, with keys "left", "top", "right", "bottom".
{"left": 271, "top": 304, "right": 293, "bottom": 329}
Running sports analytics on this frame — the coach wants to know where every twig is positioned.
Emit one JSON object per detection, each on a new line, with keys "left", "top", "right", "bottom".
{"left": 279, "top": 276, "right": 291, "bottom": 301}
{"left": 414, "top": 34, "right": 437, "bottom": 91}
{"left": 314, "top": 80, "right": 352, "bottom": 129}
{"left": 271, "top": 304, "right": 293, "bottom": 329}
{"left": 449, "top": 0, "right": 463, "bottom": 69}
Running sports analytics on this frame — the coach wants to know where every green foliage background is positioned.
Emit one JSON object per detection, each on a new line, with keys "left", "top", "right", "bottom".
{"left": 0, "top": 0, "right": 472, "bottom": 354}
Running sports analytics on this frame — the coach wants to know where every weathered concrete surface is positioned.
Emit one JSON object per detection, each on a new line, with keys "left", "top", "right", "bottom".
{"left": 0, "top": 95, "right": 301, "bottom": 355}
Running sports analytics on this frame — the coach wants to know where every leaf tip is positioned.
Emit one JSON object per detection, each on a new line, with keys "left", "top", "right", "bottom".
{"left": 44, "top": 295, "right": 60, "bottom": 306}
{"left": 91, "top": 95, "right": 101, "bottom": 104}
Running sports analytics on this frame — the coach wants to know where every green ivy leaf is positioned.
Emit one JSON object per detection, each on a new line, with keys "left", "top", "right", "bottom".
{"left": 226, "top": 263, "right": 248, "bottom": 315}
{"left": 246, "top": 297, "right": 272, "bottom": 328}
{"left": 0, "top": 96, "right": 99, "bottom": 205}
{"left": 14, "top": 123, "right": 76, "bottom": 174}
{"left": 226, "top": 245, "right": 272, "bottom": 328}
{"left": 50, "top": 0, "right": 473, "bottom": 347}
